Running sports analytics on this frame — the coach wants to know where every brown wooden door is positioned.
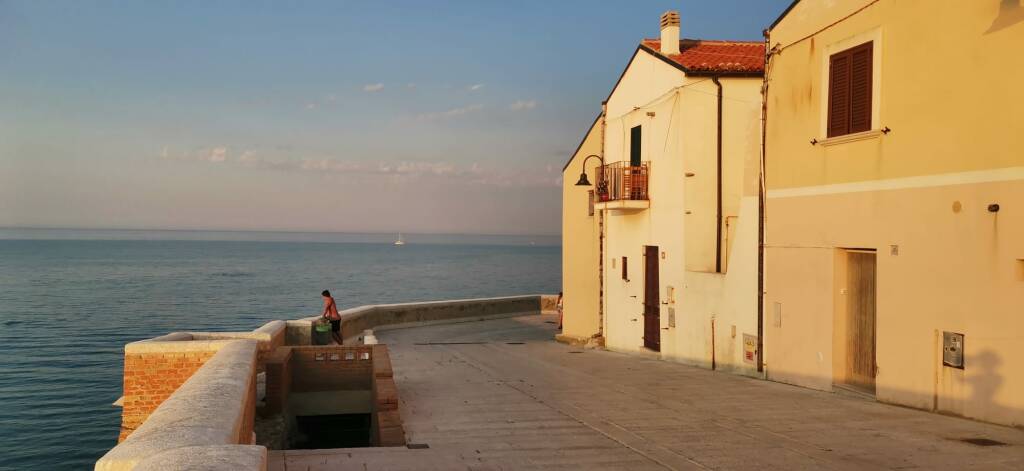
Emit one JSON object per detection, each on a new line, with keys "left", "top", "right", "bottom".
{"left": 846, "top": 251, "right": 877, "bottom": 392}
{"left": 643, "top": 246, "right": 661, "bottom": 352}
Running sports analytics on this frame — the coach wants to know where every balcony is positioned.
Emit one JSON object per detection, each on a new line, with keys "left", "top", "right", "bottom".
{"left": 594, "top": 161, "right": 650, "bottom": 212}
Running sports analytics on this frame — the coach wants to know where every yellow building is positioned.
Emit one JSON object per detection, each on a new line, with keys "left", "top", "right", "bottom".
{"left": 563, "top": 11, "right": 765, "bottom": 374}
{"left": 764, "top": 0, "right": 1024, "bottom": 426}
{"left": 559, "top": 115, "right": 604, "bottom": 345}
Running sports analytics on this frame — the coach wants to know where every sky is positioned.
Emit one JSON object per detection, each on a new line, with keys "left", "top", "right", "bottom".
{"left": 0, "top": 0, "right": 791, "bottom": 236}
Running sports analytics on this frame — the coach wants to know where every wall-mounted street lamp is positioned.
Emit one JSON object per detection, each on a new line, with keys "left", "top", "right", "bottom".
{"left": 574, "top": 154, "right": 604, "bottom": 186}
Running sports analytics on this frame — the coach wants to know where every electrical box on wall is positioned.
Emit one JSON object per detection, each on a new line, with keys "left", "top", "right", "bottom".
{"left": 743, "top": 334, "right": 758, "bottom": 365}
{"left": 943, "top": 331, "right": 964, "bottom": 369}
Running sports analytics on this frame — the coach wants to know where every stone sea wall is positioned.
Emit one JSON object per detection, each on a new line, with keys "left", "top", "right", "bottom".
{"left": 96, "top": 294, "right": 552, "bottom": 471}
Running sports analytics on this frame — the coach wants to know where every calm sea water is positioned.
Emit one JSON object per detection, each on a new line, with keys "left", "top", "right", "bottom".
{"left": 0, "top": 229, "right": 560, "bottom": 470}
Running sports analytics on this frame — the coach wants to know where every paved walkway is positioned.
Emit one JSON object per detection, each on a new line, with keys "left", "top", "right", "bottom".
{"left": 270, "top": 314, "right": 1023, "bottom": 470}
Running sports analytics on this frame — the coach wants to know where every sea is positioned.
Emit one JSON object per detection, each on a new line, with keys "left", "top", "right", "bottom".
{"left": 0, "top": 228, "right": 561, "bottom": 470}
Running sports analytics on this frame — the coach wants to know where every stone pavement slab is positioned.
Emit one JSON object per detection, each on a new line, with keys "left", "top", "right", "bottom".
{"left": 270, "top": 314, "right": 1024, "bottom": 470}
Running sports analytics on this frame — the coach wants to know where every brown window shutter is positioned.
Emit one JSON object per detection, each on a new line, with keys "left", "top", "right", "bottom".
{"left": 827, "top": 53, "right": 851, "bottom": 137}
{"left": 828, "top": 41, "right": 873, "bottom": 138}
{"left": 849, "top": 43, "right": 873, "bottom": 133}
{"left": 622, "top": 256, "right": 628, "bottom": 280}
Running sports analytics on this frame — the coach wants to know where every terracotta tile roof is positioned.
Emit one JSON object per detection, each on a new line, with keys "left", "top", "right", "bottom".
{"left": 640, "top": 39, "right": 765, "bottom": 75}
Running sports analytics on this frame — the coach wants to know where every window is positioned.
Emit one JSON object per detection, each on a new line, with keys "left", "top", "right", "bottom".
{"left": 621, "top": 256, "right": 629, "bottom": 281}
{"left": 587, "top": 190, "right": 595, "bottom": 216}
{"left": 827, "top": 41, "right": 873, "bottom": 137}
{"left": 630, "top": 125, "right": 642, "bottom": 166}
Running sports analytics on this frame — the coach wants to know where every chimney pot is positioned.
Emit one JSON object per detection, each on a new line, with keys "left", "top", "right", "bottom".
{"left": 659, "top": 11, "right": 680, "bottom": 55}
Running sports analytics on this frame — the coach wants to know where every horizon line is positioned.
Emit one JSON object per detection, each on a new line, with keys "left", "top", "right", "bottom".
{"left": 0, "top": 225, "right": 561, "bottom": 239}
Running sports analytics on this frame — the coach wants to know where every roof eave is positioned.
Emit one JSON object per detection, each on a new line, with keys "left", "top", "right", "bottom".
{"left": 769, "top": 0, "right": 801, "bottom": 31}
{"left": 638, "top": 43, "right": 764, "bottom": 78}
{"left": 562, "top": 113, "right": 604, "bottom": 173}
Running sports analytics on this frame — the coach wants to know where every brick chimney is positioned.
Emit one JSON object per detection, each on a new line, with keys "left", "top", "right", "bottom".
{"left": 660, "top": 11, "right": 680, "bottom": 55}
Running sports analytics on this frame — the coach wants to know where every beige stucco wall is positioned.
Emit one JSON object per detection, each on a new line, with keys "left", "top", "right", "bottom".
{"left": 767, "top": 0, "right": 1024, "bottom": 189}
{"left": 560, "top": 117, "right": 603, "bottom": 342}
{"left": 765, "top": 0, "right": 1024, "bottom": 426}
{"left": 599, "top": 49, "right": 763, "bottom": 374}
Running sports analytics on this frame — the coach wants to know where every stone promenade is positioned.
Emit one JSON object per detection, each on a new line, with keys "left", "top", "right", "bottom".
{"left": 270, "top": 313, "right": 1023, "bottom": 470}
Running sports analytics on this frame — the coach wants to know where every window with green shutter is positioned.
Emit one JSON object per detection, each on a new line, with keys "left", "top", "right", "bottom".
{"left": 630, "top": 125, "right": 642, "bottom": 166}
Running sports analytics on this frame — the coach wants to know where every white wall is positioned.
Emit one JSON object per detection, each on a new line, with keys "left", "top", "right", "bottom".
{"left": 601, "top": 49, "right": 763, "bottom": 375}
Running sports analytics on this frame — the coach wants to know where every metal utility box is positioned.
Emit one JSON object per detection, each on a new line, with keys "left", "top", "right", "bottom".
{"left": 743, "top": 334, "right": 758, "bottom": 365}
{"left": 942, "top": 331, "right": 964, "bottom": 369}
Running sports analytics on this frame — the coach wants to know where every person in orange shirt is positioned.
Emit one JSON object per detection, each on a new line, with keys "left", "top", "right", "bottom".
{"left": 321, "top": 290, "right": 342, "bottom": 345}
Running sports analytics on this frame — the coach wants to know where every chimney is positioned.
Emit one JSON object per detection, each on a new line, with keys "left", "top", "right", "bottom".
{"left": 659, "top": 11, "right": 680, "bottom": 55}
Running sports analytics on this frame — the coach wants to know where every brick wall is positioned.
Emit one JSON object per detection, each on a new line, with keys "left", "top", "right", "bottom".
{"left": 264, "top": 347, "right": 293, "bottom": 415}
{"left": 370, "top": 345, "right": 405, "bottom": 446}
{"left": 119, "top": 350, "right": 216, "bottom": 441}
{"left": 261, "top": 344, "right": 405, "bottom": 447}
{"left": 289, "top": 346, "right": 374, "bottom": 392}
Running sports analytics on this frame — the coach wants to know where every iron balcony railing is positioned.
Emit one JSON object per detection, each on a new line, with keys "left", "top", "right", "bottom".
{"left": 596, "top": 161, "right": 649, "bottom": 202}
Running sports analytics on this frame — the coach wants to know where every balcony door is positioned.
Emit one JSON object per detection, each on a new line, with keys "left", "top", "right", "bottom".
{"left": 627, "top": 126, "right": 646, "bottom": 200}
{"left": 643, "top": 245, "right": 661, "bottom": 352}
{"left": 630, "top": 125, "right": 642, "bottom": 166}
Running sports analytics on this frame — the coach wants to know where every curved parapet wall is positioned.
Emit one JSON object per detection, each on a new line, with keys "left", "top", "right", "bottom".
{"left": 98, "top": 295, "right": 555, "bottom": 470}
{"left": 288, "top": 294, "right": 549, "bottom": 345}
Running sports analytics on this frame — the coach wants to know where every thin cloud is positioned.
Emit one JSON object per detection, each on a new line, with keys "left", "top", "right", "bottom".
{"left": 415, "top": 103, "right": 484, "bottom": 121}
{"left": 509, "top": 99, "right": 538, "bottom": 111}
{"left": 201, "top": 147, "right": 228, "bottom": 163}
{"left": 363, "top": 83, "right": 384, "bottom": 92}
{"left": 160, "top": 145, "right": 229, "bottom": 163}
{"left": 406, "top": 83, "right": 417, "bottom": 89}
{"left": 164, "top": 151, "right": 557, "bottom": 188}
{"left": 468, "top": 83, "right": 484, "bottom": 91}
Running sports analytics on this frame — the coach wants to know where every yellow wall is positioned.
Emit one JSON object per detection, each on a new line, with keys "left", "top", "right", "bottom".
{"left": 767, "top": 0, "right": 1024, "bottom": 189}
{"left": 765, "top": 0, "right": 1024, "bottom": 426}
{"left": 600, "top": 49, "right": 763, "bottom": 374}
{"left": 560, "top": 117, "right": 603, "bottom": 342}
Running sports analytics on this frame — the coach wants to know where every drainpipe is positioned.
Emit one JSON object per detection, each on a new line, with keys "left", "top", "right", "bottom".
{"left": 598, "top": 102, "right": 607, "bottom": 342}
{"left": 757, "top": 29, "right": 770, "bottom": 374}
{"left": 712, "top": 76, "right": 723, "bottom": 273}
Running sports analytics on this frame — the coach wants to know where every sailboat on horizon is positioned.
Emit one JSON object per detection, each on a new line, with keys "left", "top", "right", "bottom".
{"left": 393, "top": 233, "right": 406, "bottom": 245}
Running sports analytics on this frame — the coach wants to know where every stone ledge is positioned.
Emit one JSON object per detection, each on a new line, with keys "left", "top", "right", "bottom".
{"left": 134, "top": 445, "right": 267, "bottom": 471}
{"left": 125, "top": 338, "right": 236, "bottom": 354}
{"left": 125, "top": 320, "right": 285, "bottom": 354}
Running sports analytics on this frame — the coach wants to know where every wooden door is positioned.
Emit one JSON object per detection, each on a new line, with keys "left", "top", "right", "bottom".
{"left": 643, "top": 246, "right": 661, "bottom": 352}
{"left": 846, "top": 251, "right": 876, "bottom": 392}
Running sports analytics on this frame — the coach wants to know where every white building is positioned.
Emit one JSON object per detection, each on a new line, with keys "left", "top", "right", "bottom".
{"left": 564, "top": 11, "right": 765, "bottom": 375}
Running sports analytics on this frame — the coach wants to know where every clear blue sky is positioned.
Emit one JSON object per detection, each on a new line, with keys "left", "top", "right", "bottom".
{"left": 0, "top": 0, "right": 790, "bottom": 235}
